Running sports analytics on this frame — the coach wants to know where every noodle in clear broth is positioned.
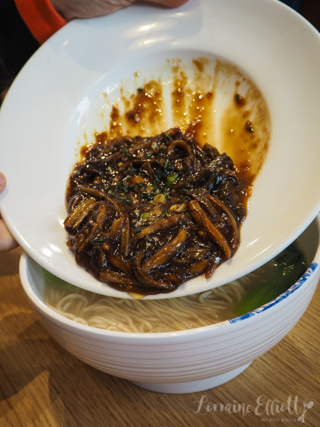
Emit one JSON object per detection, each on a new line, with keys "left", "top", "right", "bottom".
{"left": 44, "top": 241, "right": 306, "bottom": 333}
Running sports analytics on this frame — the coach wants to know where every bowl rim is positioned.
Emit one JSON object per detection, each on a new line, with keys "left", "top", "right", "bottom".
{"left": 4, "top": 0, "right": 320, "bottom": 301}
{"left": 19, "top": 215, "right": 320, "bottom": 339}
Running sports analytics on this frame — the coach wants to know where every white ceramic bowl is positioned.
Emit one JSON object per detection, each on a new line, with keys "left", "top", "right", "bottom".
{"left": 19, "top": 216, "right": 320, "bottom": 394}
{"left": 3, "top": 0, "right": 320, "bottom": 299}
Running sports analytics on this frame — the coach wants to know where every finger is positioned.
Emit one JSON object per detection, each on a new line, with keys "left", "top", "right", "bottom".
{"left": 0, "top": 172, "right": 6, "bottom": 193}
{"left": 0, "top": 219, "right": 18, "bottom": 252}
{"left": 142, "top": 0, "right": 189, "bottom": 7}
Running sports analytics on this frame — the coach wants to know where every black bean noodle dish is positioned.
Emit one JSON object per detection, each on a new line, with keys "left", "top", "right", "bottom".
{"left": 64, "top": 128, "right": 250, "bottom": 295}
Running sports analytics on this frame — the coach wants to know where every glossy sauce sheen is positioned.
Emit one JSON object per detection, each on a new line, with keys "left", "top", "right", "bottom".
{"left": 82, "top": 58, "right": 271, "bottom": 181}
{"left": 68, "top": 58, "right": 271, "bottom": 295}
{"left": 66, "top": 128, "right": 247, "bottom": 295}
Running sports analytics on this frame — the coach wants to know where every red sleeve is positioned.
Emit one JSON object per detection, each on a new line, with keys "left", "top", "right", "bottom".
{"left": 14, "top": 0, "right": 67, "bottom": 45}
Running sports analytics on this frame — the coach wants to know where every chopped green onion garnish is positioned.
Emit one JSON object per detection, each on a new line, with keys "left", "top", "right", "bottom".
{"left": 167, "top": 172, "right": 178, "bottom": 184}
{"left": 140, "top": 212, "right": 150, "bottom": 221}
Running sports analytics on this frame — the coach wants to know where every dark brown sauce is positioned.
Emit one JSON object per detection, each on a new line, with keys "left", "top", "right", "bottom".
{"left": 69, "top": 57, "right": 271, "bottom": 295}
{"left": 85, "top": 58, "right": 270, "bottom": 184}
{"left": 66, "top": 128, "right": 248, "bottom": 295}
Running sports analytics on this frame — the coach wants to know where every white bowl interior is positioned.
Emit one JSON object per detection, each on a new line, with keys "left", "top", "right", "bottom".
{"left": 2, "top": 0, "right": 320, "bottom": 299}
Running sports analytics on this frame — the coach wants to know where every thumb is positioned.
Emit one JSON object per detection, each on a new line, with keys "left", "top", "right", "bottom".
{"left": 0, "top": 220, "right": 18, "bottom": 252}
{"left": 0, "top": 172, "right": 6, "bottom": 193}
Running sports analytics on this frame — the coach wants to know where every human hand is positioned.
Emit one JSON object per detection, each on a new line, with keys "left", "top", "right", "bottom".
{"left": 0, "top": 172, "right": 18, "bottom": 252}
{"left": 50, "top": 0, "right": 189, "bottom": 21}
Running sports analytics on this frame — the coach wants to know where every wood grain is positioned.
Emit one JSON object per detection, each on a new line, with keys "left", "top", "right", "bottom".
{"left": 0, "top": 247, "right": 319, "bottom": 427}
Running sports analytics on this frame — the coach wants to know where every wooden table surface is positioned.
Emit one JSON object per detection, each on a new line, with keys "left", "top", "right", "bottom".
{"left": 0, "top": 247, "right": 319, "bottom": 427}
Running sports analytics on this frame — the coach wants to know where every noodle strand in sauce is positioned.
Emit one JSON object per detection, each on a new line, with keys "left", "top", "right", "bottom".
{"left": 64, "top": 128, "right": 251, "bottom": 295}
